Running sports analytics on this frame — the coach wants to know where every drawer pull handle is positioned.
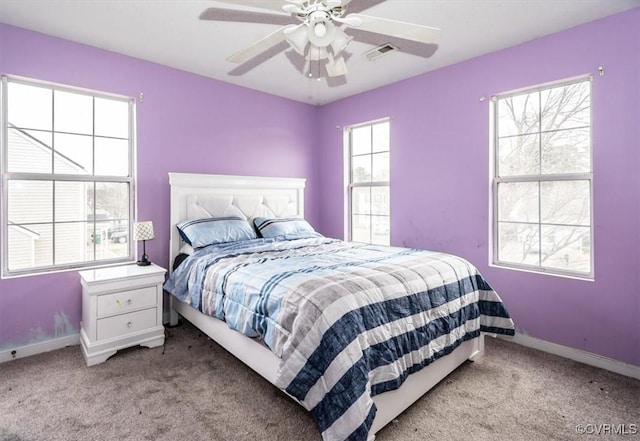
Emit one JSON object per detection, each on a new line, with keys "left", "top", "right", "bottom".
{"left": 127, "top": 322, "right": 133, "bottom": 328}
{"left": 127, "top": 299, "right": 132, "bottom": 305}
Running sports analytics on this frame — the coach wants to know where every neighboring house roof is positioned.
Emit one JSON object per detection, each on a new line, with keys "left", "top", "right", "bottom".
{"left": 8, "top": 123, "right": 88, "bottom": 172}
{"left": 8, "top": 221, "right": 40, "bottom": 239}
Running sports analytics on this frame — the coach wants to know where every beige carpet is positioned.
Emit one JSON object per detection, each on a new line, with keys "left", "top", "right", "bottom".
{"left": 1, "top": 321, "right": 638, "bottom": 441}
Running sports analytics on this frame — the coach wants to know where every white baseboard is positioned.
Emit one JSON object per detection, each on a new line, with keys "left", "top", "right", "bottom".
{"left": 2, "top": 329, "right": 637, "bottom": 382}
{"left": 0, "top": 333, "right": 80, "bottom": 364}
{"left": 499, "top": 333, "right": 640, "bottom": 380}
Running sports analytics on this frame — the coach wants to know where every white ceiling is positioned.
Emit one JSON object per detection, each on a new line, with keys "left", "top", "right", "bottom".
{"left": 1, "top": 0, "right": 638, "bottom": 105}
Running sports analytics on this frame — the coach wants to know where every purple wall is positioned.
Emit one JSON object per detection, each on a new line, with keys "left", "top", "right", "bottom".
{"left": 317, "top": 9, "right": 640, "bottom": 366}
{"left": 1, "top": 10, "right": 639, "bottom": 368}
{"left": 0, "top": 24, "right": 319, "bottom": 350}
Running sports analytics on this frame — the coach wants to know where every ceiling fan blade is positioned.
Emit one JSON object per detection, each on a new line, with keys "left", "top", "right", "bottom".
{"left": 199, "top": 8, "right": 294, "bottom": 26}
{"left": 347, "top": 28, "right": 439, "bottom": 59}
{"left": 228, "top": 41, "right": 289, "bottom": 76}
{"left": 341, "top": 0, "right": 386, "bottom": 14}
{"left": 346, "top": 14, "right": 440, "bottom": 44}
{"left": 212, "top": 0, "right": 290, "bottom": 13}
{"left": 227, "top": 27, "right": 290, "bottom": 64}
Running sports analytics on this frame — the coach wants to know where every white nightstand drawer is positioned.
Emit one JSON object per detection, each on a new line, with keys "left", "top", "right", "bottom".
{"left": 97, "top": 308, "right": 157, "bottom": 341}
{"left": 97, "top": 287, "right": 157, "bottom": 318}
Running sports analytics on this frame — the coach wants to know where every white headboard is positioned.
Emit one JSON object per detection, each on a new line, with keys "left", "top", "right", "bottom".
{"left": 168, "top": 172, "right": 306, "bottom": 273}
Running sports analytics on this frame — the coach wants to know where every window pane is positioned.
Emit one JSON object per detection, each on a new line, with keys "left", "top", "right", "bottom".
{"left": 371, "top": 186, "right": 389, "bottom": 215}
{"left": 498, "top": 222, "right": 539, "bottom": 266}
{"left": 371, "top": 216, "right": 390, "bottom": 245}
{"left": 541, "top": 181, "right": 590, "bottom": 226}
{"left": 7, "top": 128, "right": 52, "bottom": 173}
{"left": 54, "top": 90, "right": 93, "bottom": 135}
{"left": 105, "top": 221, "right": 129, "bottom": 245}
{"left": 54, "top": 133, "right": 93, "bottom": 175}
{"left": 96, "top": 228, "right": 129, "bottom": 260}
{"left": 494, "top": 80, "right": 591, "bottom": 277}
{"left": 497, "top": 182, "right": 539, "bottom": 223}
{"left": 372, "top": 122, "right": 389, "bottom": 153}
{"left": 95, "top": 137, "right": 129, "bottom": 176}
{"left": 55, "top": 222, "right": 91, "bottom": 265}
{"left": 95, "top": 98, "right": 129, "bottom": 138}
{"left": 352, "top": 155, "right": 371, "bottom": 183}
{"left": 7, "top": 224, "right": 36, "bottom": 271}
{"left": 497, "top": 134, "right": 539, "bottom": 177}
{"left": 372, "top": 152, "right": 389, "bottom": 182}
{"left": 7, "top": 82, "right": 52, "bottom": 130}
{"left": 352, "top": 126, "right": 371, "bottom": 155}
{"left": 541, "top": 82, "right": 590, "bottom": 132}
{"left": 352, "top": 215, "right": 371, "bottom": 243}
{"left": 349, "top": 120, "right": 390, "bottom": 245}
{"left": 8, "top": 180, "right": 53, "bottom": 223}
{"left": 55, "top": 181, "right": 91, "bottom": 222}
{"left": 352, "top": 187, "right": 371, "bottom": 215}
{"left": 541, "top": 225, "right": 591, "bottom": 273}
{"left": 8, "top": 223, "right": 53, "bottom": 270}
{"left": 95, "top": 182, "right": 129, "bottom": 222}
{"left": 498, "top": 92, "right": 539, "bottom": 137}
{"left": 541, "top": 128, "right": 590, "bottom": 174}
{"left": 3, "top": 78, "right": 134, "bottom": 275}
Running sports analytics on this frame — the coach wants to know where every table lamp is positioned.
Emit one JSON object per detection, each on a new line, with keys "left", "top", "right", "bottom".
{"left": 133, "top": 221, "right": 154, "bottom": 266}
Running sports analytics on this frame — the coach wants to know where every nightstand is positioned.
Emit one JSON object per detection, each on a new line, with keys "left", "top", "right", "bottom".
{"left": 79, "top": 263, "right": 166, "bottom": 366}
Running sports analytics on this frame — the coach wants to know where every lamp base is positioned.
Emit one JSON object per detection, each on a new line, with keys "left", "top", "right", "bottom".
{"left": 137, "top": 253, "right": 151, "bottom": 266}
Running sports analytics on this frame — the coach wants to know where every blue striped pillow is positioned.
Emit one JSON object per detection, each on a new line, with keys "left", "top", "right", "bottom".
{"left": 253, "top": 217, "right": 322, "bottom": 240}
{"left": 177, "top": 217, "right": 257, "bottom": 248}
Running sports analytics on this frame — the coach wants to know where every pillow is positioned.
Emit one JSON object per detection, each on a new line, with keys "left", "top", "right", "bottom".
{"left": 177, "top": 217, "right": 257, "bottom": 248}
{"left": 179, "top": 244, "right": 195, "bottom": 255}
{"left": 253, "top": 217, "right": 322, "bottom": 240}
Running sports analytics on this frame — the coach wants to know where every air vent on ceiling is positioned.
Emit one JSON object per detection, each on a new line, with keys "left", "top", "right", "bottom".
{"left": 365, "top": 43, "right": 398, "bottom": 61}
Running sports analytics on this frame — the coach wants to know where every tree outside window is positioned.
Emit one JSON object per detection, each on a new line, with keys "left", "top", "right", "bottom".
{"left": 493, "top": 78, "right": 593, "bottom": 278}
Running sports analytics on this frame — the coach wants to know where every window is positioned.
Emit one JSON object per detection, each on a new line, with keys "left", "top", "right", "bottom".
{"left": 1, "top": 76, "right": 135, "bottom": 277}
{"left": 492, "top": 77, "right": 592, "bottom": 279}
{"left": 346, "top": 119, "right": 390, "bottom": 245}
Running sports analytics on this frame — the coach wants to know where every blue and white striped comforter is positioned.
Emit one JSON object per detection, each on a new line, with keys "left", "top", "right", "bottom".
{"left": 164, "top": 237, "right": 515, "bottom": 441}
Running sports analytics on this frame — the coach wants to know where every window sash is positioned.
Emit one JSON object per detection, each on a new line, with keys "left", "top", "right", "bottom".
{"left": 491, "top": 77, "right": 593, "bottom": 279}
{"left": 346, "top": 119, "right": 390, "bottom": 245}
{"left": 1, "top": 75, "right": 135, "bottom": 278}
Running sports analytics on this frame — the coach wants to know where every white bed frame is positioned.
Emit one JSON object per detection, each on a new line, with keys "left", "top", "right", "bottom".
{"left": 168, "top": 172, "right": 485, "bottom": 440}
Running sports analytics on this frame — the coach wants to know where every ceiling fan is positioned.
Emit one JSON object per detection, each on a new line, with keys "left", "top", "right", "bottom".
{"left": 200, "top": 0, "right": 441, "bottom": 79}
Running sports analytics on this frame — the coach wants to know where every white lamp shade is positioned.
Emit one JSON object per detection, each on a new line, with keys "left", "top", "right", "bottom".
{"left": 133, "top": 221, "right": 154, "bottom": 241}
{"left": 326, "top": 53, "right": 348, "bottom": 77}
{"left": 285, "top": 24, "right": 310, "bottom": 55}
{"left": 330, "top": 27, "right": 353, "bottom": 55}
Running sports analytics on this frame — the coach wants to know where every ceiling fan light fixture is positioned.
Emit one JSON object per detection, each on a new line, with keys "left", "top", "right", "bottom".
{"left": 284, "top": 24, "right": 310, "bottom": 55}
{"left": 330, "top": 26, "right": 353, "bottom": 55}
{"left": 308, "top": 19, "right": 336, "bottom": 47}
{"left": 326, "top": 52, "right": 348, "bottom": 77}
{"left": 314, "top": 22, "right": 327, "bottom": 38}
{"left": 308, "top": 45, "right": 329, "bottom": 61}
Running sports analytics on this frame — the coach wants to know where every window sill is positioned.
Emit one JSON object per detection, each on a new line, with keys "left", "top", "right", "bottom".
{"left": 489, "top": 262, "right": 594, "bottom": 282}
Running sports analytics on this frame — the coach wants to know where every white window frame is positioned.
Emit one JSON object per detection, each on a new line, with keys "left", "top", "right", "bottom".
{"left": 0, "top": 75, "right": 136, "bottom": 278}
{"left": 345, "top": 118, "right": 391, "bottom": 245}
{"left": 490, "top": 76, "right": 594, "bottom": 280}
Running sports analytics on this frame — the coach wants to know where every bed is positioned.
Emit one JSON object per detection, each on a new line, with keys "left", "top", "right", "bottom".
{"left": 165, "top": 172, "right": 515, "bottom": 441}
